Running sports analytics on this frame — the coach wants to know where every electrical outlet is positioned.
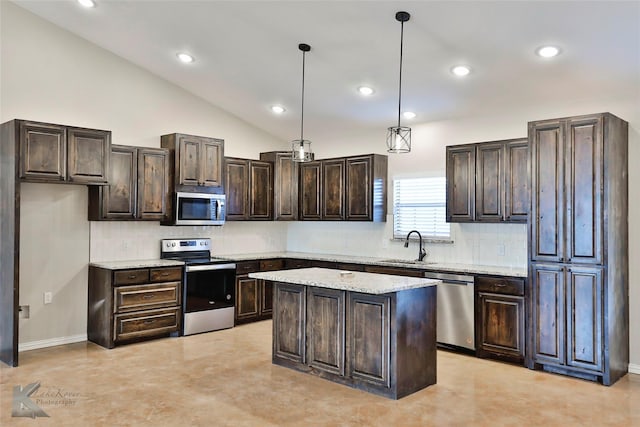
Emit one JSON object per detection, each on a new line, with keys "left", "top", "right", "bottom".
{"left": 19, "top": 305, "right": 30, "bottom": 319}
{"left": 44, "top": 292, "right": 53, "bottom": 304}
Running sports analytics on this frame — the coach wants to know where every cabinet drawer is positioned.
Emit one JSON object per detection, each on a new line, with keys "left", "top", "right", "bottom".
{"left": 476, "top": 276, "right": 524, "bottom": 296}
{"left": 114, "top": 269, "right": 150, "bottom": 285}
{"left": 149, "top": 267, "right": 182, "bottom": 283}
{"left": 284, "top": 259, "right": 312, "bottom": 269}
{"left": 260, "top": 259, "right": 284, "bottom": 271}
{"left": 114, "top": 282, "right": 181, "bottom": 313}
{"left": 114, "top": 307, "right": 180, "bottom": 342}
{"left": 236, "top": 261, "right": 260, "bottom": 275}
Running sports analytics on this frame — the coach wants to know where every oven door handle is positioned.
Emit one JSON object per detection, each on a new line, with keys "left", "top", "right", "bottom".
{"left": 186, "top": 263, "right": 236, "bottom": 272}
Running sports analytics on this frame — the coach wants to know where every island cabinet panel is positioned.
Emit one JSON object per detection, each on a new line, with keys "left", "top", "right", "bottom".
{"left": 19, "top": 120, "right": 111, "bottom": 184}
{"left": 273, "top": 283, "right": 306, "bottom": 364}
{"left": 88, "top": 265, "right": 182, "bottom": 349}
{"left": 271, "top": 279, "right": 437, "bottom": 399}
{"left": 347, "top": 293, "right": 390, "bottom": 387}
{"left": 475, "top": 276, "right": 525, "bottom": 364}
{"left": 307, "top": 287, "right": 345, "bottom": 376}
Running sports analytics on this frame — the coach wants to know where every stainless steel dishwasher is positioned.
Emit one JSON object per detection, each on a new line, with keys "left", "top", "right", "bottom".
{"left": 424, "top": 271, "right": 475, "bottom": 351}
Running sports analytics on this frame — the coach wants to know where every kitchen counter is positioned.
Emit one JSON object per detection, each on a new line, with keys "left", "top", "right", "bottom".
{"left": 250, "top": 267, "right": 439, "bottom": 295}
{"left": 89, "top": 259, "right": 184, "bottom": 269}
{"left": 266, "top": 267, "right": 438, "bottom": 399}
{"left": 216, "top": 251, "right": 527, "bottom": 278}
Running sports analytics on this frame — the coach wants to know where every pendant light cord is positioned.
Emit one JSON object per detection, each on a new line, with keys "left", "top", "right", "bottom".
{"left": 300, "top": 50, "right": 306, "bottom": 143}
{"left": 397, "top": 19, "right": 404, "bottom": 129}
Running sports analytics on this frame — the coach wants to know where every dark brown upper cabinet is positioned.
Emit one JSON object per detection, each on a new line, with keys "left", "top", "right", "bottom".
{"left": 19, "top": 120, "right": 110, "bottom": 185}
{"left": 260, "top": 151, "right": 299, "bottom": 221}
{"left": 300, "top": 154, "right": 387, "bottom": 222}
{"left": 88, "top": 145, "right": 169, "bottom": 221}
{"left": 224, "top": 157, "right": 273, "bottom": 221}
{"left": 160, "top": 133, "right": 224, "bottom": 193}
{"left": 446, "top": 138, "right": 527, "bottom": 223}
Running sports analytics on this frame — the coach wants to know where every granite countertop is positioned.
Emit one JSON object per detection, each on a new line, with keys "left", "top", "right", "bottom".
{"left": 216, "top": 251, "right": 527, "bottom": 278}
{"left": 90, "top": 259, "right": 185, "bottom": 269}
{"left": 250, "top": 267, "right": 440, "bottom": 295}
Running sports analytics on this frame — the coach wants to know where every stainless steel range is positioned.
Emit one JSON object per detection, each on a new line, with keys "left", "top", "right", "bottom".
{"left": 161, "top": 238, "right": 236, "bottom": 336}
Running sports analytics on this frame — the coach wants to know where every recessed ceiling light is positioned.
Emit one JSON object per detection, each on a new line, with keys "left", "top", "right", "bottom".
{"left": 77, "top": 0, "right": 96, "bottom": 8}
{"left": 536, "top": 46, "right": 560, "bottom": 58}
{"left": 451, "top": 65, "right": 471, "bottom": 77}
{"left": 176, "top": 53, "right": 195, "bottom": 63}
{"left": 358, "top": 86, "right": 375, "bottom": 96}
{"left": 403, "top": 111, "right": 416, "bottom": 120}
{"left": 271, "top": 105, "right": 286, "bottom": 114}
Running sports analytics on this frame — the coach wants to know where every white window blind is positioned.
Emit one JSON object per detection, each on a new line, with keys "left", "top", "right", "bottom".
{"left": 393, "top": 177, "right": 450, "bottom": 239}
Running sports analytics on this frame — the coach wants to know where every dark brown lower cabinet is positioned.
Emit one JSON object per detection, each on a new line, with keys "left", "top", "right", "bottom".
{"left": 475, "top": 276, "right": 525, "bottom": 364}
{"left": 235, "top": 259, "right": 283, "bottom": 324}
{"left": 272, "top": 282, "right": 437, "bottom": 399}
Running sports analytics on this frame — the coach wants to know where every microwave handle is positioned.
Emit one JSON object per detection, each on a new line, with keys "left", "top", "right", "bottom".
{"left": 217, "top": 201, "right": 224, "bottom": 219}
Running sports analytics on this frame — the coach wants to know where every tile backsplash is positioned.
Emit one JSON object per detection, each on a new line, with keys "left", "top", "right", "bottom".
{"left": 91, "top": 216, "right": 527, "bottom": 268}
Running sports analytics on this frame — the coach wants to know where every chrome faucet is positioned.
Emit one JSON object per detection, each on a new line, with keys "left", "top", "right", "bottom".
{"left": 404, "top": 230, "right": 427, "bottom": 261}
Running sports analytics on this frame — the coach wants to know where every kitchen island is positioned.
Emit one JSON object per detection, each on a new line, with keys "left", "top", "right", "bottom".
{"left": 249, "top": 267, "right": 440, "bottom": 399}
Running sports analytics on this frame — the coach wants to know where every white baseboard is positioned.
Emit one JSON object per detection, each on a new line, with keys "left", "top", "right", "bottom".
{"left": 19, "top": 334, "right": 87, "bottom": 352}
{"left": 629, "top": 363, "right": 640, "bottom": 375}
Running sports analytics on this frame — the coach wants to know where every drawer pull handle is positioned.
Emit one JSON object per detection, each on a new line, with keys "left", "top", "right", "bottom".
{"left": 144, "top": 319, "right": 155, "bottom": 324}
{"left": 494, "top": 283, "right": 506, "bottom": 287}
{"left": 128, "top": 275, "right": 137, "bottom": 279}
{"left": 143, "top": 295, "right": 155, "bottom": 299}
{"left": 160, "top": 273, "right": 170, "bottom": 277}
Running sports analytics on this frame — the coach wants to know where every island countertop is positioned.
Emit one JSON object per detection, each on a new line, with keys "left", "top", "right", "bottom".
{"left": 249, "top": 267, "right": 440, "bottom": 295}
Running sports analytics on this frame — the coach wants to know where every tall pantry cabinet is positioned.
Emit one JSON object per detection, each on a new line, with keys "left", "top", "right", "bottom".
{"left": 528, "top": 112, "right": 628, "bottom": 385}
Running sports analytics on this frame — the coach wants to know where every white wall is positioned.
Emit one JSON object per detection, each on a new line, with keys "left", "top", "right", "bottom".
{"left": 2, "top": 2, "right": 639, "bottom": 371}
{"left": 1, "top": 2, "right": 286, "bottom": 347}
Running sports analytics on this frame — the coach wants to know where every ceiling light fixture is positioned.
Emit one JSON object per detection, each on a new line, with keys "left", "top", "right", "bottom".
{"left": 386, "top": 11, "right": 412, "bottom": 154}
{"left": 177, "top": 53, "right": 195, "bottom": 63}
{"left": 451, "top": 65, "right": 471, "bottom": 76}
{"left": 271, "top": 105, "right": 286, "bottom": 114}
{"left": 77, "top": 0, "right": 96, "bottom": 8}
{"left": 358, "top": 86, "right": 375, "bottom": 96}
{"left": 403, "top": 111, "right": 416, "bottom": 120}
{"left": 291, "top": 43, "right": 314, "bottom": 162}
{"left": 536, "top": 46, "right": 560, "bottom": 58}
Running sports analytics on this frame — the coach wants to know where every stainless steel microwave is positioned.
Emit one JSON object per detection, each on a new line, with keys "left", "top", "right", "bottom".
{"left": 173, "top": 192, "right": 226, "bottom": 226}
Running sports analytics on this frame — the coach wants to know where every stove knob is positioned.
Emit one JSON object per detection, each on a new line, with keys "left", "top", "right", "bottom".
{"left": 171, "top": 242, "right": 176, "bottom": 247}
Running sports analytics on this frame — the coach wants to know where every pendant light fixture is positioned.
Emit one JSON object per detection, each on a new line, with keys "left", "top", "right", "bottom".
{"left": 386, "top": 11, "right": 411, "bottom": 154}
{"left": 291, "top": 43, "right": 314, "bottom": 162}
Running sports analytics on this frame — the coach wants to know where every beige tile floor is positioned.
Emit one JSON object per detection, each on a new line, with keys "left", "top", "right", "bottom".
{"left": 1, "top": 320, "right": 639, "bottom": 426}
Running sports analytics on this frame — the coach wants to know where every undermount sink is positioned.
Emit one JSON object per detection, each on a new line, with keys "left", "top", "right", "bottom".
{"left": 378, "top": 258, "right": 436, "bottom": 265}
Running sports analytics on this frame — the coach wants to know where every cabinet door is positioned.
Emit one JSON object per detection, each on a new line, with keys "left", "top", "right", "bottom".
{"left": 477, "top": 292, "right": 525, "bottom": 361}
{"left": 201, "top": 139, "right": 223, "bottom": 187}
{"left": 19, "top": 121, "right": 66, "bottom": 181}
{"left": 565, "top": 116, "right": 603, "bottom": 265}
{"left": 529, "top": 120, "right": 564, "bottom": 262}
{"left": 178, "top": 136, "right": 202, "bottom": 186}
{"left": 346, "top": 156, "right": 372, "bottom": 220}
{"left": 566, "top": 266, "right": 603, "bottom": 372}
{"left": 532, "top": 263, "right": 565, "bottom": 366}
{"left": 249, "top": 160, "right": 273, "bottom": 220}
{"left": 235, "top": 275, "right": 259, "bottom": 321}
{"left": 102, "top": 145, "right": 137, "bottom": 219}
{"left": 273, "top": 283, "right": 306, "bottom": 364}
{"left": 268, "top": 152, "right": 298, "bottom": 220}
{"left": 67, "top": 127, "right": 110, "bottom": 184}
{"left": 504, "top": 139, "right": 529, "bottom": 222}
{"left": 224, "top": 158, "right": 249, "bottom": 220}
{"left": 307, "top": 287, "right": 345, "bottom": 376}
{"left": 347, "top": 292, "right": 391, "bottom": 388}
{"left": 260, "top": 280, "right": 273, "bottom": 317}
{"left": 299, "top": 161, "right": 322, "bottom": 220}
{"left": 137, "top": 148, "right": 169, "bottom": 220}
{"left": 322, "top": 159, "right": 345, "bottom": 220}
{"left": 475, "top": 142, "right": 504, "bottom": 222}
{"left": 446, "top": 145, "right": 475, "bottom": 222}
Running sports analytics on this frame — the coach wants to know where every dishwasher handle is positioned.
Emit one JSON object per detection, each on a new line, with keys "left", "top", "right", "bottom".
{"left": 424, "top": 271, "right": 474, "bottom": 284}
{"left": 438, "top": 279, "right": 472, "bottom": 286}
